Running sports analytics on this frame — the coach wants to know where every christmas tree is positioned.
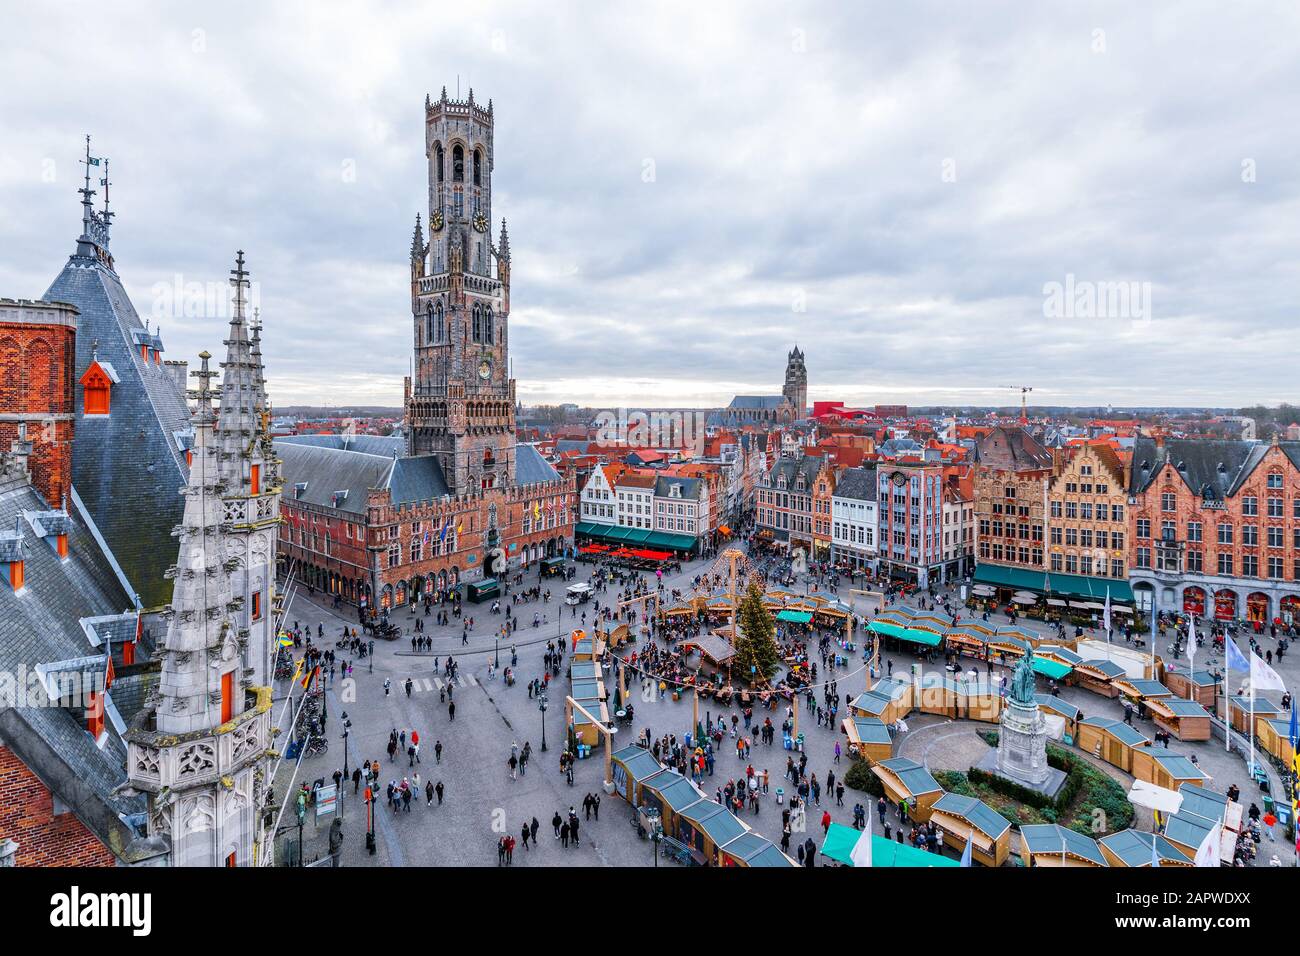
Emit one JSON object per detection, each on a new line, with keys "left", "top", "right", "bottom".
{"left": 735, "top": 581, "right": 781, "bottom": 680}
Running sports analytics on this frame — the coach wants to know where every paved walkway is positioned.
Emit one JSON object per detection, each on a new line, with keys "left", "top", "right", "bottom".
{"left": 268, "top": 549, "right": 1293, "bottom": 867}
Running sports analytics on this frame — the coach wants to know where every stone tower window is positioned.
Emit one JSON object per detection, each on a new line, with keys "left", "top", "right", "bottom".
{"left": 453, "top": 144, "right": 464, "bottom": 182}
{"left": 473, "top": 148, "right": 482, "bottom": 186}
{"left": 435, "top": 143, "right": 444, "bottom": 183}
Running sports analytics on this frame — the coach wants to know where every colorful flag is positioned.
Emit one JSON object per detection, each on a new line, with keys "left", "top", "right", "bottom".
{"left": 278, "top": 636, "right": 294, "bottom": 648}
{"left": 301, "top": 664, "right": 319, "bottom": 690}
{"left": 439, "top": 517, "right": 450, "bottom": 542}
{"left": 290, "top": 657, "right": 304, "bottom": 685}
{"left": 533, "top": 501, "right": 540, "bottom": 521}
{"left": 1225, "top": 636, "right": 1250, "bottom": 674}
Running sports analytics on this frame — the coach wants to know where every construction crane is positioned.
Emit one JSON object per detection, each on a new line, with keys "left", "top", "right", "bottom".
{"left": 999, "top": 386, "right": 1033, "bottom": 424}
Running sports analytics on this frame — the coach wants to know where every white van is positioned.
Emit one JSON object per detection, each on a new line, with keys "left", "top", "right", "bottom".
{"left": 565, "top": 582, "right": 593, "bottom": 606}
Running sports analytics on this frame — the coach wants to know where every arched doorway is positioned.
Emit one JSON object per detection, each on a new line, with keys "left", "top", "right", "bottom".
{"left": 1133, "top": 581, "right": 1154, "bottom": 613}
{"left": 1213, "top": 589, "right": 1237, "bottom": 621}
{"left": 410, "top": 576, "right": 424, "bottom": 602}
{"left": 1246, "top": 592, "right": 1269, "bottom": 624}
{"left": 437, "top": 569, "right": 449, "bottom": 592}
{"left": 395, "top": 582, "right": 407, "bottom": 606}
{"left": 1182, "top": 585, "right": 1206, "bottom": 617}
{"left": 380, "top": 584, "right": 393, "bottom": 610}
{"left": 1281, "top": 595, "right": 1300, "bottom": 625}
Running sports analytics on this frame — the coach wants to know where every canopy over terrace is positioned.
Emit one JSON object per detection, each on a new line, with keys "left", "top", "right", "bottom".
{"left": 575, "top": 521, "right": 697, "bottom": 552}
{"left": 972, "top": 564, "right": 1136, "bottom": 605}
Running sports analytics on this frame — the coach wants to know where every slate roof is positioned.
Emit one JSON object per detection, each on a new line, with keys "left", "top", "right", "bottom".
{"left": 875, "top": 757, "right": 942, "bottom": 796}
{"left": 1098, "top": 828, "right": 1190, "bottom": 866}
{"left": 1020, "top": 824, "right": 1108, "bottom": 865}
{"left": 932, "top": 792, "right": 1011, "bottom": 840}
{"left": 0, "top": 473, "right": 154, "bottom": 860}
{"left": 45, "top": 253, "right": 191, "bottom": 609}
{"left": 1127, "top": 437, "right": 1300, "bottom": 497}
{"left": 516, "top": 443, "right": 562, "bottom": 485}
{"left": 728, "top": 395, "right": 786, "bottom": 410}
{"left": 275, "top": 437, "right": 561, "bottom": 515}
{"left": 1080, "top": 715, "right": 1150, "bottom": 748}
{"left": 765, "top": 454, "right": 824, "bottom": 489}
{"left": 654, "top": 475, "right": 702, "bottom": 499}
{"left": 832, "top": 466, "right": 877, "bottom": 502}
{"left": 975, "top": 425, "right": 1053, "bottom": 472}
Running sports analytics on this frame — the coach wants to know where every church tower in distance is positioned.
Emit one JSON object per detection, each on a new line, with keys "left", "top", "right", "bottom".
{"left": 406, "top": 87, "right": 516, "bottom": 497}
{"left": 783, "top": 345, "right": 808, "bottom": 419}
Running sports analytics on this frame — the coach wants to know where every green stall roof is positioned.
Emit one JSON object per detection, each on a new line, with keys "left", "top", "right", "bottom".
{"left": 1031, "top": 657, "right": 1073, "bottom": 680}
{"left": 822, "top": 824, "right": 959, "bottom": 867}
{"left": 776, "top": 609, "right": 813, "bottom": 624}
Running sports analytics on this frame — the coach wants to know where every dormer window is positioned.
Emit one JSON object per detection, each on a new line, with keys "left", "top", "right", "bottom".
{"left": 294, "top": 481, "right": 308, "bottom": 500}
{"left": 0, "top": 526, "right": 23, "bottom": 592}
{"left": 79, "top": 359, "right": 119, "bottom": 416}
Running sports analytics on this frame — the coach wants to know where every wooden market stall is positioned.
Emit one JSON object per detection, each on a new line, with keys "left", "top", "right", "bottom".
{"left": 1132, "top": 749, "right": 1211, "bottom": 791}
{"left": 1035, "top": 694, "right": 1081, "bottom": 743}
{"left": 944, "top": 624, "right": 991, "bottom": 660}
{"left": 1076, "top": 716, "right": 1151, "bottom": 772}
{"left": 1256, "top": 716, "right": 1296, "bottom": 766}
{"left": 984, "top": 633, "right": 1031, "bottom": 668}
{"left": 929, "top": 793, "right": 1012, "bottom": 866}
{"left": 1072, "top": 658, "right": 1128, "bottom": 698}
{"left": 1163, "top": 807, "right": 1228, "bottom": 864}
{"left": 912, "top": 672, "right": 1002, "bottom": 723}
{"left": 1160, "top": 665, "right": 1220, "bottom": 708}
{"left": 871, "top": 757, "right": 943, "bottom": 822}
{"left": 570, "top": 630, "right": 606, "bottom": 663}
{"left": 638, "top": 770, "right": 708, "bottom": 836}
{"left": 676, "top": 798, "right": 750, "bottom": 865}
{"left": 1112, "top": 677, "right": 1174, "bottom": 708}
{"left": 842, "top": 715, "right": 893, "bottom": 764}
{"left": 718, "top": 831, "right": 798, "bottom": 867}
{"left": 1098, "top": 829, "right": 1192, "bottom": 867}
{"left": 1145, "top": 697, "right": 1212, "bottom": 741}
{"left": 610, "top": 743, "right": 669, "bottom": 805}
{"left": 1018, "top": 824, "right": 1109, "bottom": 867}
{"left": 1228, "top": 695, "right": 1283, "bottom": 734}
{"left": 850, "top": 679, "right": 912, "bottom": 725}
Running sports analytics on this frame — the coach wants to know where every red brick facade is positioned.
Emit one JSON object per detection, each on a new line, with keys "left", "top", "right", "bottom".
{"left": 279, "top": 479, "right": 574, "bottom": 612}
{"left": 0, "top": 299, "right": 78, "bottom": 508}
{"left": 0, "top": 745, "right": 114, "bottom": 867}
{"left": 1130, "top": 438, "right": 1300, "bottom": 622}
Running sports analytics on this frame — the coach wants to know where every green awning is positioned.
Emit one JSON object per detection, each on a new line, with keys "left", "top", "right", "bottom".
{"left": 1031, "top": 657, "right": 1073, "bottom": 680}
{"left": 868, "top": 620, "right": 907, "bottom": 638}
{"left": 776, "top": 609, "right": 813, "bottom": 624}
{"left": 822, "top": 823, "right": 958, "bottom": 867}
{"left": 575, "top": 522, "right": 697, "bottom": 551}
{"left": 899, "top": 628, "right": 943, "bottom": 648}
{"left": 972, "top": 564, "right": 1134, "bottom": 604}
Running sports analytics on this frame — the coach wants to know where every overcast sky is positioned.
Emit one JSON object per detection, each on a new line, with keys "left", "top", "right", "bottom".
{"left": 3, "top": 2, "right": 1299, "bottom": 411}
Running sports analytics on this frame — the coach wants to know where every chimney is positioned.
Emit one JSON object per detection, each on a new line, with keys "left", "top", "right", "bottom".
{"left": 9, "top": 422, "right": 31, "bottom": 477}
{"left": 0, "top": 517, "right": 24, "bottom": 592}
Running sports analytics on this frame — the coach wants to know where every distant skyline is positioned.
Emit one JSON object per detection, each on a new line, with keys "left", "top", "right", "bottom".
{"left": 3, "top": 2, "right": 1299, "bottom": 410}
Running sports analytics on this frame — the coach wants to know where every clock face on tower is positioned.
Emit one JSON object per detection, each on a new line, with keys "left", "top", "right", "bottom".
{"left": 473, "top": 212, "right": 489, "bottom": 233}
{"left": 431, "top": 211, "right": 445, "bottom": 232}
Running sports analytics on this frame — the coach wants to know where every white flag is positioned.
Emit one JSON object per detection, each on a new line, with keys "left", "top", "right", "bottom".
{"left": 1187, "top": 618, "right": 1197, "bottom": 667}
{"left": 1250, "top": 651, "right": 1286, "bottom": 694}
{"left": 850, "top": 807, "right": 873, "bottom": 868}
{"left": 1193, "top": 821, "right": 1222, "bottom": 868}
{"left": 1103, "top": 588, "right": 1111, "bottom": 635}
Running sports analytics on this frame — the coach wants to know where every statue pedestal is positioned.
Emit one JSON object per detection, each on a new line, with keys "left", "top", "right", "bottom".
{"left": 975, "top": 699, "right": 1068, "bottom": 800}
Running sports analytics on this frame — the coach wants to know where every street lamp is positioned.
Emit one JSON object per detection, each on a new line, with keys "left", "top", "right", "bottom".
{"left": 341, "top": 712, "right": 352, "bottom": 778}
{"left": 539, "top": 692, "right": 549, "bottom": 752}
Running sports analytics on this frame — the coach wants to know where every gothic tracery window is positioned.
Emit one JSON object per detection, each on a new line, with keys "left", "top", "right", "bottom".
{"left": 435, "top": 143, "right": 444, "bottom": 183}
{"left": 452, "top": 144, "right": 464, "bottom": 182}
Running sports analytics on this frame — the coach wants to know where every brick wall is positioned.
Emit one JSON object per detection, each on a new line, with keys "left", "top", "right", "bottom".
{"left": 0, "top": 745, "right": 114, "bottom": 867}
{"left": 0, "top": 304, "right": 77, "bottom": 508}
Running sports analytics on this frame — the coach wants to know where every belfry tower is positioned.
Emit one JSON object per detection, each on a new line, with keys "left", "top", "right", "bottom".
{"left": 405, "top": 87, "right": 516, "bottom": 496}
{"left": 783, "top": 345, "right": 808, "bottom": 419}
{"left": 125, "top": 253, "right": 278, "bottom": 867}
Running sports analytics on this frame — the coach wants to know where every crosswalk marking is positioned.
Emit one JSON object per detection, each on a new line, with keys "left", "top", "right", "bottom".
{"left": 405, "top": 673, "right": 477, "bottom": 694}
